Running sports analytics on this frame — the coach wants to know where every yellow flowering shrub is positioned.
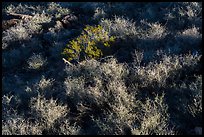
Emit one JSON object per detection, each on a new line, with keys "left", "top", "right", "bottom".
{"left": 62, "top": 25, "right": 116, "bottom": 62}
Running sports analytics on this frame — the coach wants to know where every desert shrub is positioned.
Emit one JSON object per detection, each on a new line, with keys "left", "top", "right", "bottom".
{"left": 47, "top": 2, "right": 70, "bottom": 19}
{"left": 132, "top": 50, "right": 144, "bottom": 66}
{"left": 2, "top": 95, "right": 19, "bottom": 120}
{"left": 100, "top": 16, "right": 137, "bottom": 39}
{"left": 187, "top": 75, "right": 202, "bottom": 118}
{"left": 168, "top": 75, "right": 202, "bottom": 129}
{"left": 92, "top": 111, "right": 131, "bottom": 135}
{"left": 64, "top": 57, "right": 142, "bottom": 135}
{"left": 30, "top": 94, "right": 67, "bottom": 128}
{"left": 2, "top": 94, "right": 41, "bottom": 135}
{"left": 177, "top": 75, "right": 202, "bottom": 121}
{"left": 2, "top": 12, "right": 52, "bottom": 50}
{"left": 28, "top": 12, "right": 52, "bottom": 24}
{"left": 132, "top": 94, "right": 175, "bottom": 135}
{"left": 138, "top": 21, "right": 167, "bottom": 40}
{"left": 5, "top": 3, "right": 33, "bottom": 15}
{"left": 59, "top": 119, "right": 81, "bottom": 135}
{"left": 2, "top": 117, "right": 42, "bottom": 135}
{"left": 91, "top": 87, "right": 175, "bottom": 135}
{"left": 93, "top": 7, "right": 106, "bottom": 21}
{"left": 164, "top": 2, "right": 202, "bottom": 30}
{"left": 4, "top": 2, "right": 70, "bottom": 18}
{"left": 64, "top": 58, "right": 128, "bottom": 106}
{"left": 36, "top": 75, "right": 55, "bottom": 94}
{"left": 131, "top": 53, "right": 201, "bottom": 88}
{"left": 128, "top": 20, "right": 169, "bottom": 51}
{"left": 175, "top": 26, "right": 202, "bottom": 52}
{"left": 62, "top": 25, "right": 116, "bottom": 62}
{"left": 27, "top": 53, "right": 47, "bottom": 70}
{"left": 3, "top": 24, "right": 30, "bottom": 42}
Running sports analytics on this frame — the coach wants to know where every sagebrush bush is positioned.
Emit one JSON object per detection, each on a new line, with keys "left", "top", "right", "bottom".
{"left": 131, "top": 94, "right": 175, "bottom": 135}
{"left": 2, "top": 95, "right": 18, "bottom": 121}
{"left": 2, "top": 117, "right": 42, "bottom": 135}
{"left": 5, "top": 2, "right": 70, "bottom": 19}
{"left": 131, "top": 53, "right": 201, "bottom": 88}
{"left": 5, "top": 3, "right": 32, "bottom": 15}
{"left": 93, "top": 7, "right": 106, "bottom": 21}
{"left": 59, "top": 119, "right": 80, "bottom": 135}
{"left": 36, "top": 76, "right": 54, "bottom": 91}
{"left": 62, "top": 25, "right": 116, "bottom": 62}
{"left": 64, "top": 58, "right": 138, "bottom": 135}
{"left": 168, "top": 74, "right": 202, "bottom": 129}
{"left": 139, "top": 21, "right": 167, "bottom": 40}
{"left": 64, "top": 58, "right": 128, "bottom": 106}
{"left": 27, "top": 53, "right": 47, "bottom": 70}
{"left": 2, "top": 12, "right": 52, "bottom": 50}
{"left": 47, "top": 2, "right": 70, "bottom": 19}
{"left": 164, "top": 2, "right": 202, "bottom": 30}
{"left": 30, "top": 94, "right": 67, "bottom": 128}
{"left": 184, "top": 75, "right": 202, "bottom": 119}
{"left": 2, "top": 24, "right": 30, "bottom": 42}
{"left": 100, "top": 16, "right": 137, "bottom": 39}
{"left": 175, "top": 26, "right": 202, "bottom": 50}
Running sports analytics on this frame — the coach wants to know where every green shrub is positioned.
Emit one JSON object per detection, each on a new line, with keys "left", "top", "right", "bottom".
{"left": 62, "top": 25, "right": 116, "bottom": 62}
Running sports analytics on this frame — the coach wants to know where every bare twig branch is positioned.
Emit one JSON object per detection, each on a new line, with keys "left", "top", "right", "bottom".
{"left": 62, "top": 58, "right": 73, "bottom": 66}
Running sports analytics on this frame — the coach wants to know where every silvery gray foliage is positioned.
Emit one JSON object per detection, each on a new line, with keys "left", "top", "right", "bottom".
{"left": 2, "top": 2, "right": 202, "bottom": 135}
{"left": 100, "top": 16, "right": 137, "bottom": 39}
{"left": 27, "top": 53, "right": 47, "bottom": 70}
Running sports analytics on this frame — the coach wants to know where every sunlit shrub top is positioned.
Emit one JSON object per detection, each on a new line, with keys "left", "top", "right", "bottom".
{"left": 62, "top": 25, "right": 116, "bottom": 62}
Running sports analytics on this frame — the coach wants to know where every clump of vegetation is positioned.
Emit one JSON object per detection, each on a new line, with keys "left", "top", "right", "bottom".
{"left": 62, "top": 25, "right": 116, "bottom": 62}
{"left": 27, "top": 53, "right": 47, "bottom": 70}
{"left": 2, "top": 117, "right": 43, "bottom": 135}
{"left": 2, "top": 2, "right": 202, "bottom": 135}
{"left": 47, "top": 2, "right": 71, "bottom": 19}
{"left": 30, "top": 94, "right": 67, "bottom": 128}
{"left": 100, "top": 16, "right": 137, "bottom": 39}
